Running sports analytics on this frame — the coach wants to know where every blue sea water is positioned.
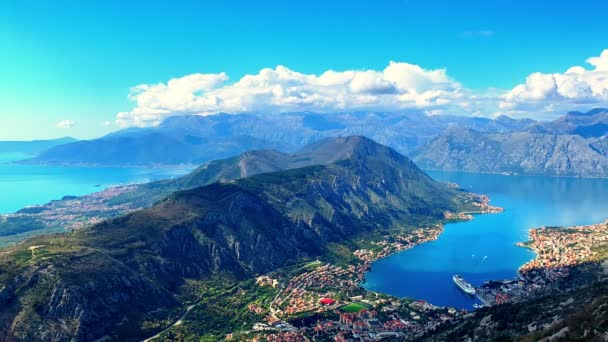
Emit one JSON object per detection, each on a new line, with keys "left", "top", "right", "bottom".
{"left": 363, "top": 171, "right": 608, "bottom": 310}
{"left": 0, "top": 153, "right": 190, "bottom": 214}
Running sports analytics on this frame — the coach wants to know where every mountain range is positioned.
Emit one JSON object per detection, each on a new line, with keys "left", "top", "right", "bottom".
{"left": 526, "top": 108, "right": 608, "bottom": 137}
{"left": 412, "top": 108, "right": 608, "bottom": 177}
{"left": 0, "top": 137, "right": 477, "bottom": 341}
{"left": 0, "top": 137, "right": 76, "bottom": 155}
{"left": 18, "top": 108, "right": 608, "bottom": 178}
{"left": 21, "top": 111, "right": 534, "bottom": 167}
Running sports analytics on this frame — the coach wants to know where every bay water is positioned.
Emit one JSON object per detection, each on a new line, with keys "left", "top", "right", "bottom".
{"left": 363, "top": 171, "right": 608, "bottom": 309}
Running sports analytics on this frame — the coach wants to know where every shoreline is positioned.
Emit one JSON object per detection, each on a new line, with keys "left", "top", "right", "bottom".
{"left": 422, "top": 168, "right": 608, "bottom": 180}
{"left": 357, "top": 194, "right": 504, "bottom": 277}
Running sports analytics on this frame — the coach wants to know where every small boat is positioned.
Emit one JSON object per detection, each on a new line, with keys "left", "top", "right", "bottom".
{"left": 453, "top": 274, "right": 476, "bottom": 295}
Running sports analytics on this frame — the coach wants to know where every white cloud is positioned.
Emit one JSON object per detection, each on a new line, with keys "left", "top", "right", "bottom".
{"left": 500, "top": 49, "right": 608, "bottom": 117}
{"left": 115, "top": 62, "right": 467, "bottom": 127}
{"left": 56, "top": 119, "right": 76, "bottom": 129}
{"left": 115, "top": 50, "right": 608, "bottom": 126}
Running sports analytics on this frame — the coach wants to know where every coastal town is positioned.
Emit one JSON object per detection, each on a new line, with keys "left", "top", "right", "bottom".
{"left": 224, "top": 210, "right": 608, "bottom": 341}
{"left": 0, "top": 184, "right": 140, "bottom": 244}
{"left": 247, "top": 259, "right": 469, "bottom": 341}
{"left": 353, "top": 227, "right": 443, "bottom": 264}
{"left": 233, "top": 216, "right": 489, "bottom": 340}
{"left": 519, "top": 220, "right": 608, "bottom": 271}
{"left": 4, "top": 180, "right": 605, "bottom": 341}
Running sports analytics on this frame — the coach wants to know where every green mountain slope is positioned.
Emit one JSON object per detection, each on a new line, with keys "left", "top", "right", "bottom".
{"left": 0, "top": 136, "right": 441, "bottom": 246}
{"left": 0, "top": 137, "right": 476, "bottom": 341}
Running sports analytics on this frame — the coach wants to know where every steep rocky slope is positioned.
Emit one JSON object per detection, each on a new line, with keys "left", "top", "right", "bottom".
{"left": 412, "top": 127, "right": 608, "bottom": 177}
{"left": 527, "top": 108, "right": 608, "bottom": 138}
{"left": 0, "top": 136, "right": 438, "bottom": 246}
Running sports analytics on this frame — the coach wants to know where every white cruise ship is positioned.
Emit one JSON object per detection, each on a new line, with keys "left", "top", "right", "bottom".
{"left": 453, "top": 274, "right": 476, "bottom": 295}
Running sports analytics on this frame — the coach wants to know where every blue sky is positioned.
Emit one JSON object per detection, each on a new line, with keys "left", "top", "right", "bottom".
{"left": 1, "top": 0, "right": 607, "bottom": 140}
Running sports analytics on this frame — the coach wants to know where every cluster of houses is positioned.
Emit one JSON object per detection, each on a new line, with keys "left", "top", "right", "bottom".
{"left": 270, "top": 264, "right": 358, "bottom": 316}
{"left": 520, "top": 221, "right": 608, "bottom": 272}
{"left": 471, "top": 194, "right": 504, "bottom": 214}
{"left": 8, "top": 184, "right": 139, "bottom": 230}
{"left": 257, "top": 275, "right": 280, "bottom": 288}
{"left": 354, "top": 227, "right": 443, "bottom": 264}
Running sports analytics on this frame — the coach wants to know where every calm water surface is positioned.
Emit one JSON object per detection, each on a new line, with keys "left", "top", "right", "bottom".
{"left": 0, "top": 153, "right": 190, "bottom": 214}
{"left": 363, "top": 171, "right": 608, "bottom": 309}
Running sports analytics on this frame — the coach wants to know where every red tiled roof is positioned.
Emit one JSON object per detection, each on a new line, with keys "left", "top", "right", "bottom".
{"left": 319, "top": 298, "right": 336, "bottom": 305}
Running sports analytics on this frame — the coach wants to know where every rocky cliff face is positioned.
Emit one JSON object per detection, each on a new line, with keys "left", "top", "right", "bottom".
{"left": 0, "top": 248, "right": 179, "bottom": 341}
{"left": 412, "top": 128, "right": 608, "bottom": 177}
{"left": 527, "top": 108, "right": 608, "bottom": 138}
{"left": 0, "top": 136, "right": 471, "bottom": 341}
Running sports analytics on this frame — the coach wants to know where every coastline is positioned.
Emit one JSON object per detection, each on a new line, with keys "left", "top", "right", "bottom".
{"left": 0, "top": 163, "right": 191, "bottom": 247}
{"left": 12, "top": 159, "right": 199, "bottom": 170}
{"left": 353, "top": 194, "right": 504, "bottom": 284}
{"left": 422, "top": 168, "right": 608, "bottom": 180}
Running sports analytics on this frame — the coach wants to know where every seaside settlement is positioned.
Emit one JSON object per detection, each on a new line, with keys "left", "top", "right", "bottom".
{"left": 224, "top": 219, "right": 607, "bottom": 341}
{"left": 159, "top": 193, "right": 584, "bottom": 341}
{"left": 475, "top": 220, "right": 608, "bottom": 307}
{"left": 164, "top": 200, "right": 608, "bottom": 341}
{"left": 0, "top": 185, "right": 140, "bottom": 246}
{"left": 241, "top": 227, "right": 467, "bottom": 342}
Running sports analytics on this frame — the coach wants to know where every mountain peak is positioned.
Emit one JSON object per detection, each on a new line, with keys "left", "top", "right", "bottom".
{"left": 566, "top": 108, "right": 608, "bottom": 117}
{"left": 295, "top": 135, "right": 399, "bottom": 164}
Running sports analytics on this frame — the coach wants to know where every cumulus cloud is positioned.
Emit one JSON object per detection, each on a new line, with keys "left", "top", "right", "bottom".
{"left": 500, "top": 49, "right": 608, "bottom": 117}
{"left": 115, "top": 62, "right": 467, "bottom": 127}
{"left": 115, "top": 50, "right": 608, "bottom": 126}
{"left": 56, "top": 120, "right": 76, "bottom": 129}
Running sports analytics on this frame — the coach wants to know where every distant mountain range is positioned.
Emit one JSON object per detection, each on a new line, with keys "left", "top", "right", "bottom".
{"left": 0, "top": 137, "right": 76, "bottom": 155}
{"left": 0, "top": 137, "right": 478, "bottom": 341}
{"left": 21, "top": 112, "right": 534, "bottom": 167}
{"left": 526, "top": 108, "right": 608, "bottom": 137}
{"left": 14, "top": 108, "right": 608, "bottom": 177}
{"left": 413, "top": 108, "right": 608, "bottom": 177}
